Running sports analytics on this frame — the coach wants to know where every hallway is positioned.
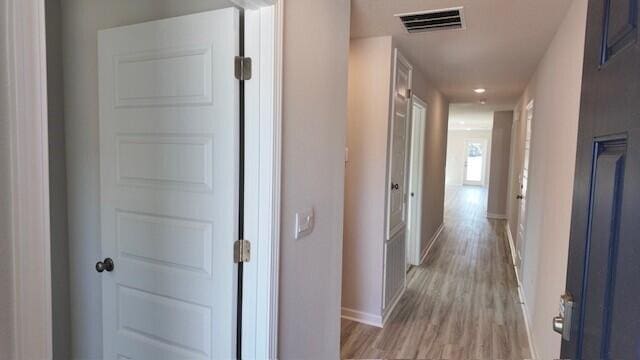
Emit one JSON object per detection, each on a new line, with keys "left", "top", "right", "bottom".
{"left": 340, "top": 186, "right": 530, "bottom": 359}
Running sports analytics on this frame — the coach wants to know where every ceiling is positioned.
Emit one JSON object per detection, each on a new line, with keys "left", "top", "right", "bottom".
{"left": 448, "top": 103, "right": 493, "bottom": 131}
{"left": 448, "top": 103, "right": 514, "bottom": 131}
{"left": 351, "top": 0, "right": 573, "bottom": 105}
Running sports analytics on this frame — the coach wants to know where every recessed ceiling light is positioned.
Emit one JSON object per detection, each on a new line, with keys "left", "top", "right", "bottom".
{"left": 474, "top": 88, "right": 486, "bottom": 94}
{"left": 479, "top": 99, "right": 487, "bottom": 105}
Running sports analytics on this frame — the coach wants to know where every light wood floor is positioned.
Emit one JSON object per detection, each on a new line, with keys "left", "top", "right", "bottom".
{"left": 340, "top": 185, "right": 531, "bottom": 359}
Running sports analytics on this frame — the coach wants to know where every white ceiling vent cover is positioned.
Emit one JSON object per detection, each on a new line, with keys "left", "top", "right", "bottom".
{"left": 396, "top": 7, "right": 466, "bottom": 33}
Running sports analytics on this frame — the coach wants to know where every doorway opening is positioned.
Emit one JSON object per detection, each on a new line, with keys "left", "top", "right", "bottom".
{"left": 463, "top": 139, "right": 489, "bottom": 186}
{"left": 43, "top": 2, "right": 281, "bottom": 359}
{"left": 445, "top": 104, "right": 494, "bottom": 189}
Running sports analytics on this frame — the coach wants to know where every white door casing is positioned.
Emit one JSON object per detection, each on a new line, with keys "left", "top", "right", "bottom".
{"left": 406, "top": 97, "right": 427, "bottom": 268}
{"left": 516, "top": 100, "right": 534, "bottom": 267}
{"left": 98, "top": 8, "right": 239, "bottom": 359}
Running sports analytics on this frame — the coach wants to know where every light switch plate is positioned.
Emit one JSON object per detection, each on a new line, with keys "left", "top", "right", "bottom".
{"left": 295, "top": 208, "right": 314, "bottom": 240}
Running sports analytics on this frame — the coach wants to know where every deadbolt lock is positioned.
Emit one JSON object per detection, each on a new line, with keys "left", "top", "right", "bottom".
{"left": 553, "top": 293, "right": 574, "bottom": 341}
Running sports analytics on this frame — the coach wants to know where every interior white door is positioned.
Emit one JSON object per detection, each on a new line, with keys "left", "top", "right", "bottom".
{"left": 516, "top": 100, "right": 533, "bottom": 267}
{"left": 405, "top": 98, "right": 426, "bottom": 269}
{"left": 98, "top": 9, "right": 239, "bottom": 360}
{"left": 386, "top": 51, "right": 412, "bottom": 240}
{"left": 384, "top": 50, "right": 412, "bottom": 309}
{"left": 462, "top": 139, "right": 488, "bottom": 186}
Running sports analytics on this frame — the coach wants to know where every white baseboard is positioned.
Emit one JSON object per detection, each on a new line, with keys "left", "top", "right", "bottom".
{"left": 382, "top": 284, "right": 405, "bottom": 325}
{"left": 341, "top": 307, "right": 383, "bottom": 328}
{"left": 505, "top": 223, "right": 537, "bottom": 359}
{"left": 505, "top": 223, "right": 518, "bottom": 267}
{"left": 487, "top": 212, "right": 507, "bottom": 220}
{"left": 519, "top": 292, "right": 538, "bottom": 359}
{"left": 420, "top": 223, "right": 444, "bottom": 265}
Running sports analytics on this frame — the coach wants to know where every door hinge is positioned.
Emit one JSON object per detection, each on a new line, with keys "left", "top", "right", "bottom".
{"left": 234, "top": 239, "right": 251, "bottom": 263}
{"left": 234, "top": 56, "right": 252, "bottom": 81}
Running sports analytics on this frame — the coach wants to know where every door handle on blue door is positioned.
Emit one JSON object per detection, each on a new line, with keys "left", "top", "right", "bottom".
{"left": 552, "top": 293, "right": 574, "bottom": 341}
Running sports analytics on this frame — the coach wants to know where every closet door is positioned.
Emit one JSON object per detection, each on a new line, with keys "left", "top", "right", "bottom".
{"left": 384, "top": 49, "right": 412, "bottom": 309}
{"left": 98, "top": 9, "right": 240, "bottom": 359}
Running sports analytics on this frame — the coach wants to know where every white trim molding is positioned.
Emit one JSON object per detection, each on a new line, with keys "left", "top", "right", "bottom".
{"left": 270, "top": 0, "right": 283, "bottom": 355}
{"left": 5, "top": 0, "right": 53, "bottom": 358}
{"left": 341, "top": 308, "right": 383, "bottom": 328}
{"left": 505, "top": 223, "right": 518, "bottom": 268}
{"left": 518, "top": 286, "right": 538, "bottom": 359}
{"left": 420, "top": 223, "right": 445, "bottom": 265}
{"left": 231, "top": 0, "right": 275, "bottom": 9}
{"left": 504, "top": 223, "right": 536, "bottom": 359}
{"left": 486, "top": 212, "right": 508, "bottom": 220}
{"left": 407, "top": 95, "right": 428, "bottom": 267}
{"left": 242, "top": 1, "right": 282, "bottom": 359}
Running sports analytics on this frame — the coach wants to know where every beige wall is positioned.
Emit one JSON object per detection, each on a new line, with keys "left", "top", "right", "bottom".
{"left": 507, "top": 0, "right": 588, "bottom": 358}
{"left": 278, "top": 0, "right": 350, "bottom": 357}
{"left": 342, "top": 36, "right": 392, "bottom": 318}
{"left": 446, "top": 129, "right": 492, "bottom": 186}
{"left": 487, "top": 111, "right": 513, "bottom": 216}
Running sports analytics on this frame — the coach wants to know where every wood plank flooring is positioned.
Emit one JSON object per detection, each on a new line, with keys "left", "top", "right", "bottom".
{"left": 340, "top": 186, "right": 531, "bottom": 359}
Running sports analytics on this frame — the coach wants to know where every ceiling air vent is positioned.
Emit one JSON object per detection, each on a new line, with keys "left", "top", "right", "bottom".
{"left": 396, "top": 7, "right": 466, "bottom": 33}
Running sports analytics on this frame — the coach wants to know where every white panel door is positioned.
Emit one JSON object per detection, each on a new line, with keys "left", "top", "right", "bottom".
{"left": 406, "top": 98, "right": 426, "bottom": 269}
{"left": 386, "top": 50, "right": 413, "bottom": 240}
{"left": 98, "top": 9, "right": 239, "bottom": 360}
{"left": 516, "top": 100, "right": 534, "bottom": 266}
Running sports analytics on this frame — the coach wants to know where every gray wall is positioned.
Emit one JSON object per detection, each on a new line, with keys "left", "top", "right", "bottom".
{"left": 0, "top": 0, "right": 16, "bottom": 356}
{"left": 487, "top": 111, "right": 513, "bottom": 216}
{"left": 342, "top": 36, "right": 392, "bottom": 319}
{"left": 278, "top": 0, "right": 350, "bottom": 357}
{"left": 46, "top": 0, "right": 71, "bottom": 358}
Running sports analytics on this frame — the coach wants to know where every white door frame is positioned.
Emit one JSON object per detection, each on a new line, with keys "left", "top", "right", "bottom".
{"left": 7, "top": 0, "right": 283, "bottom": 359}
{"left": 3, "top": 0, "right": 53, "bottom": 358}
{"left": 406, "top": 96, "right": 427, "bottom": 268}
{"left": 515, "top": 99, "right": 534, "bottom": 269}
{"left": 241, "top": 2, "right": 282, "bottom": 358}
{"left": 462, "top": 138, "right": 489, "bottom": 186}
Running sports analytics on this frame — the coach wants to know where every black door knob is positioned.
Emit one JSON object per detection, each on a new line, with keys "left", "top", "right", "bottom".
{"left": 516, "top": 194, "right": 524, "bottom": 200}
{"left": 96, "top": 258, "right": 114, "bottom": 273}
{"left": 391, "top": 183, "right": 399, "bottom": 190}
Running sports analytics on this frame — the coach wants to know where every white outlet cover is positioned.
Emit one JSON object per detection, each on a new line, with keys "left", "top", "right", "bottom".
{"left": 295, "top": 208, "right": 314, "bottom": 240}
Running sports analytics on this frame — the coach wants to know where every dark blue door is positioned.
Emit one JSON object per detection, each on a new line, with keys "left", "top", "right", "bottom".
{"left": 563, "top": 0, "right": 640, "bottom": 359}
